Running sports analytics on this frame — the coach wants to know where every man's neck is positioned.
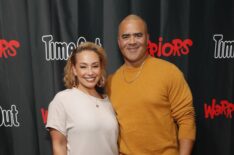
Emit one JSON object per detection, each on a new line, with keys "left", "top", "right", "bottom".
{"left": 124, "top": 55, "right": 148, "bottom": 68}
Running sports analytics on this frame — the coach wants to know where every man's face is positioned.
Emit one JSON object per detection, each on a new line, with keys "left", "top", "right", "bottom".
{"left": 118, "top": 19, "right": 149, "bottom": 66}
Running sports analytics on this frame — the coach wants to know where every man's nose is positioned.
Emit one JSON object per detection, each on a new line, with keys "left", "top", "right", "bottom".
{"left": 129, "top": 36, "right": 136, "bottom": 44}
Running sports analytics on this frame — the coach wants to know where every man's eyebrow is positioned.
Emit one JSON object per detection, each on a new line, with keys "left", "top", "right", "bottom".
{"left": 121, "top": 33, "right": 130, "bottom": 37}
{"left": 121, "top": 32, "right": 143, "bottom": 36}
{"left": 133, "top": 32, "right": 143, "bottom": 35}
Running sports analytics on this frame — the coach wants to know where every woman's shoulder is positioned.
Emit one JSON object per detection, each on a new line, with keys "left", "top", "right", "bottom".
{"left": 52, "top": 88, "right": 76, "bottom": 101}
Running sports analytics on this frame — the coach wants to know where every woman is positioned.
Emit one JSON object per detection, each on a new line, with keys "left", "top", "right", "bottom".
{"left": 46, "top": 42, "right": 119, "bottom": 155}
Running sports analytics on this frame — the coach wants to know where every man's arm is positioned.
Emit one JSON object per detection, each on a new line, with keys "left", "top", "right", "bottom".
{"left": 179, "top": 139, "right": 194, "bottom": 155}
{"left": 168, "top": 65, "right": 196, "bottom": 155}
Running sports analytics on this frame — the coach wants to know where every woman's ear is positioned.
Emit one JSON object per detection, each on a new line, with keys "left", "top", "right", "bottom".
{"left": 72, "top": 65, "right": 77, "bottom": 76}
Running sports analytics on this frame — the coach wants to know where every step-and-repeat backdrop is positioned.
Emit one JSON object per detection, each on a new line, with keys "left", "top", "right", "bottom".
{"left": 0, "top": 0, "right": 233, "bottom": 155}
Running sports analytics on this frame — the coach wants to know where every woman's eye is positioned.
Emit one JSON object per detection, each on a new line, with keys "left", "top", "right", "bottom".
{"left": 80, "top": 66, "right": 86, "bottom": 69}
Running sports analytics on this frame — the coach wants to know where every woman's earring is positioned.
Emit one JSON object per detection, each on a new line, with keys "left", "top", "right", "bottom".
{"left": 97, "top": 76, "right": 105, "bottom": 87}
{"left": 73, "top": 76, "right": 78, "bottom": 87}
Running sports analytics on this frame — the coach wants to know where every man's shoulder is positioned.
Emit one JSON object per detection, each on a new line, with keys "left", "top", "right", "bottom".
{"left": 108, "top": 65, "right": 124, "bottom": 79}
{"left": 147, "top": 57, "right": 184, "bottom": 78}
{"left": 149, "top": 56, "right": 173, "bottom": 66}
{"left": 148, "top": 57, "right": 177, "bottom": 70}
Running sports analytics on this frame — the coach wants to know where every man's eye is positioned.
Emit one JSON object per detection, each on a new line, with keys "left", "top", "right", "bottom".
{"left": 122, "top": 35, "right": 129, "bottom": 39}
{"left": 136, "top": 33, "right": 143, "bottom": 38}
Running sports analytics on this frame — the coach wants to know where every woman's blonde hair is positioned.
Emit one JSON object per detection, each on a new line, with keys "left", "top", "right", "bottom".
{"left": 64, "top": 42, "right": 107, "bottom": 89}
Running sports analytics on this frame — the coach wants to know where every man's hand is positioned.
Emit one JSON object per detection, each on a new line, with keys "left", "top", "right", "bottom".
{"left": 179, "top": 139, "right": 194, "bottom": 155}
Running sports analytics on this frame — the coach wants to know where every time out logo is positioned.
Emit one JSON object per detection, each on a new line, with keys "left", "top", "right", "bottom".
{"left": 0, "top": 105, "right": 20, "bottom": 127}
{"left": 213, "top": 34, "right": 234, "bottom": 59}
{"left": 42, "top": 35, "right": 101, "bottom": 61}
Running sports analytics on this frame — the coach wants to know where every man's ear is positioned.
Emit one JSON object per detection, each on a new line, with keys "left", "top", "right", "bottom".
{"left": 147, "top": 33, "right": 150, "bottom": 41}
{"left": 117, "top": 37, "right": 120, "bottom": 48}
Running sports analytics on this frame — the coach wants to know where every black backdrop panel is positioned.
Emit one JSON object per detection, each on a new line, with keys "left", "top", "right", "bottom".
{"left": 0, "top": 0, "right": 234, "bottom": 155}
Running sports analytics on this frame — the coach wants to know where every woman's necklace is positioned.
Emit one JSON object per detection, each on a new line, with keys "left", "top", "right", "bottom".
{"left": 76, "top": 87, "right": 102, "bottom": 108}
{"left": 92, "top": 98, "right": 100, "bottom": 108}
{"left": 122, "top": 59, "right": 146, "bottom": 84}
{"left": 87, "top": 93, "right": 103, "bottom": 108}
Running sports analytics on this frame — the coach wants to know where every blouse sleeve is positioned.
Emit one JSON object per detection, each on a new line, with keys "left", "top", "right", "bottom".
{"left": 46, "top": 93, "right": 67, "bottom": 136}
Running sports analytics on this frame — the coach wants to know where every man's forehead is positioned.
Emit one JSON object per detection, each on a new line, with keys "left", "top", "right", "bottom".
{"left": 119, "top": 25, "right": 145, "bottom": 35}
{"left": 119, "top": 19, "right": 146, "bottom": 31}
{"left": 121, "top": 32, "right": 143, "bottom": 36}
{"left": 120, "top": 19, "right": 144, "bottom": 27}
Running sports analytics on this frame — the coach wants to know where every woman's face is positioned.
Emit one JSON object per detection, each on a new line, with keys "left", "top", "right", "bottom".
{"left": 72, "top": 50, "right": 102, "bottom": 91}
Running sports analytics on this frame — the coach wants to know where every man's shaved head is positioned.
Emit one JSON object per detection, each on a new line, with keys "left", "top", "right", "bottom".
{"left": 118, "top": 14, "right": 148, "bottom": 35}
{"left": 117, "top": 14, "right": 149, "bottom": 67}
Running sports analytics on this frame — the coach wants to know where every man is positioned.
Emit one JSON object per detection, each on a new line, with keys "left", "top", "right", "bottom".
{"left": 107, "top": 14, "right": 196, "bottom": 155}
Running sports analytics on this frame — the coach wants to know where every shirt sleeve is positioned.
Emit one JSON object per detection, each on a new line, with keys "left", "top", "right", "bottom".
{"left": 168, "top": 65, "right": 196, "bottom": 140}
{"left": 46, "top": 93, "right": 67, "bottom": 136}
{"left": 106, "top": 74, "right": 113, "bottom": 96}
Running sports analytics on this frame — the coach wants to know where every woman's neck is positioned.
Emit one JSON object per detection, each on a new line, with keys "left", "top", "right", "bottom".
{"left": 76, "top": 85, "right": 103, "bottom": 99}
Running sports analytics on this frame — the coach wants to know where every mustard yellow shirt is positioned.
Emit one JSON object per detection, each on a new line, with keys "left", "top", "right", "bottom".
{"left": 107, "top": 56, "right": 196, "bottom": 155}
